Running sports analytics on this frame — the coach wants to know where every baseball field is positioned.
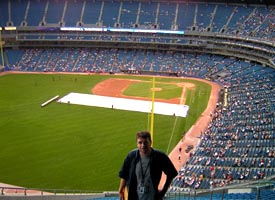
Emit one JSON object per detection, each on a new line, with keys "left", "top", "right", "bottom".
{"left": 0, "top": 72, "right": 212, "bottom": 192}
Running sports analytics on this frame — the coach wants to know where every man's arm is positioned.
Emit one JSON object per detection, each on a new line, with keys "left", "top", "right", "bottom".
{"left": 158, "top": 177, "right": 173, "bottom": 199}
{"left": 158, "top": 152, "right": 178, "bottom": 199}
{"left": 118, "top": 178, "right": 126, "bottom": 200}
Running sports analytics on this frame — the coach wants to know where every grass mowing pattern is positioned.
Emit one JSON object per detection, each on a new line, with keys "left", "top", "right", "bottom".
{"left": 0, "top": 73, "right": 211, "bottom": 191}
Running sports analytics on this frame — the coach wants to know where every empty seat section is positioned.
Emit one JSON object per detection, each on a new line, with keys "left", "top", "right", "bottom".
{"left": 101, "top": 1, "right": 120, "bottom": 27}
{"left": 158, "top": 2, "right": 176, "bottom": 30}
{"left": 27, "top": 1, "right": 47, "bottom": 26}
{"left": 5, "top": 49, "right": 24, "bottom": 67}
{"left": 83, "top": 1, "right": 102, "bottom": 25}
{"left": 120, "top": 2, "right": 139, "bottom": 28}
{"left": 138, "top": 2, "right": 157, "bottom": 28}
{"left": 212, "top": 4, "right": 235, "bottom": 32}
{"left": 46, "top": 1, "right": 64, "bottom": 25}
{"left": 0, "top": 1, "right": 9, "bottom": 26}
{"left": 64, "top": 1, "right": 83, "bottom": 26}
{"left": 196, "top": 3, "right": 215, "bottom": 31}
{"left": 177, "top": 3, "right": 196, "bottom": 31}
{"left": 10, "top": 0, "right": 28, "bottom": 26}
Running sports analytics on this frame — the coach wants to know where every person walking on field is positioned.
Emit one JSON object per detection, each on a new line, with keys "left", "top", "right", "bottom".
{"left": 118, "top": 131, "right": 178, "bottom": 200}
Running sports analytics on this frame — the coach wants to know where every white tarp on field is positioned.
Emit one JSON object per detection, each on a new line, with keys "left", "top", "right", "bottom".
{"left": 58, "top": 92, "right": 189, "bottom": 117}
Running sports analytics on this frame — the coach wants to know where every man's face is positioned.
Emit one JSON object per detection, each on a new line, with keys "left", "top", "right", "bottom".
{"left": 137, "top": 137, "right": 152, "bottom": 156}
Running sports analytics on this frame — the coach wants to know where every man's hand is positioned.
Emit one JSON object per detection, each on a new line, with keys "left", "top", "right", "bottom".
{"left": 118, "top": 179, "right": 126, "bottom": 200}
{"left": 156, "top": 190, "right": 165, "bottom": 200}
{"left": 119, "top": 191, "right": 124, "bottom": 200}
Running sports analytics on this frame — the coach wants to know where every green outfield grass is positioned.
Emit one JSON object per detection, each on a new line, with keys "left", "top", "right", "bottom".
{"left": 0, "top": 73, "right": 211, "bottom": 191}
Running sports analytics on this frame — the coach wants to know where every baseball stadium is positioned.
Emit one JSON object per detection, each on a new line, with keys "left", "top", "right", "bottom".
{"left": 0, "top": 0, "right": 275, "bottom": 199}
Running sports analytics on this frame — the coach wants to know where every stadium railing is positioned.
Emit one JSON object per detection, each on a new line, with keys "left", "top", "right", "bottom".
{"left": 1, "top": 179, "right": 275, "bottom": 200}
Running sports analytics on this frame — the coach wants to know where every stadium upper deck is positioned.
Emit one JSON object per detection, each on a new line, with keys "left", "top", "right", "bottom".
{"left": 1, "top": 0, "right": 275, "bottom": 69}
{"left": 0, "top": 0, "right": 275, "bottom": 36}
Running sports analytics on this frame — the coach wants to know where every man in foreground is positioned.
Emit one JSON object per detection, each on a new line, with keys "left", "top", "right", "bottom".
{"left": 118, "top": 131, "right": 178, "bottom": 200}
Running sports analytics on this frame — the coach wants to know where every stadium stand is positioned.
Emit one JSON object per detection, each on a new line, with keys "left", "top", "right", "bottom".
{"left": 1, "top": 0, "right": 275, "bottom": 199}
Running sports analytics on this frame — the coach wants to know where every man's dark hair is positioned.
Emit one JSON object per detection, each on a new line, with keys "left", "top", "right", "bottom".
{"left": 136, "top": 131, "right": 152, "bottom": 143}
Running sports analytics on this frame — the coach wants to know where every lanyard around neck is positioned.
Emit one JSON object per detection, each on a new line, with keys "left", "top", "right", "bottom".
{"left": 139, "top": 156, "right": 151, "bottom": 184}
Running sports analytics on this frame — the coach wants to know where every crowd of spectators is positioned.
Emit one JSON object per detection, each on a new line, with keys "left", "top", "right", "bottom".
{"left": 170, "top": 62, "right": 275, "bottom": 190}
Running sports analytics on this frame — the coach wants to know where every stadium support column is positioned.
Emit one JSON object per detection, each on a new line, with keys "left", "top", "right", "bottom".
{"left": 150, "top": 76, "right": 155, "bottom": 146}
